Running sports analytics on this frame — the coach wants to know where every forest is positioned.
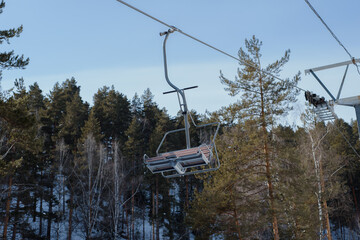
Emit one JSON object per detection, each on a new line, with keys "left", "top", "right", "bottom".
{"left": 1, "top": 1, "right": 360, "bottom": 240}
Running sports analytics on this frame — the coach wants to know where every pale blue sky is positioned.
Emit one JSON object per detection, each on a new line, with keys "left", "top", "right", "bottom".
{"left": 1, "top": 0, "right": 360, "bottom": 123}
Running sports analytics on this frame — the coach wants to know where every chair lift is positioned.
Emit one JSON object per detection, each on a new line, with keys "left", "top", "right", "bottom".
{"left": 143, "top": 28, "right": 221, "bottom": 178}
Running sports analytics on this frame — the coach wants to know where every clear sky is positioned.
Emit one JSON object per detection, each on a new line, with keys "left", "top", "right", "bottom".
{"left": 1, "top": 0, "right": 360, "bottom": 124}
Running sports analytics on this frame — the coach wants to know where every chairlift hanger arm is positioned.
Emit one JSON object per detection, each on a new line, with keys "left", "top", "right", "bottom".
{"left": 161, "top": 29, "right": 191, "bottom": 149}
{"left": 161, "top": 29, "right": 188, "bottom": 110}
{"left": 161, "top": 29, "right": 183, "bottom": 95}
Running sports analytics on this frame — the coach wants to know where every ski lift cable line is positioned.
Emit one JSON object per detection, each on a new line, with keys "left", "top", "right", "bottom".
{"left": 309, "top": 106, "right": 360, "bottom": 160}
{"left": 332, "top": 122, "right": 360, "bottom": 159}
{"left": 115, "top": 0, "right": 307, "bottom": 92}
{"left": 117, "top": 0, "right": 360, "bottom": 169}
{"left": 304, "top": 0, "right": 360, "bottom": 76}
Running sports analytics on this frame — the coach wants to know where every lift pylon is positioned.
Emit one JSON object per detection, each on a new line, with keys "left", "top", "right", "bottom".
{"left": 305, "top": 59, "right": 360, "bottom": 138}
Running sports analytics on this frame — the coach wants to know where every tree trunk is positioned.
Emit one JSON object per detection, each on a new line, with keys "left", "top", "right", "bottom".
{"left": 185, "top": 176, "right": 189, "bottom": 209}
{"left": 114, "top": 143, "right": 120, "bottom": 240}
{"left": 47, "top": 184, "right": 54, "bottom": 240}
{"left": 293, "top": 203, "right": 300, "bottom": 239}
{"left": 143, "top": 204, "right": 145, "bottom": 240}
{"left": 349, "top": 174, "right": 359, "bottom": 214}
{"left": 33, "top": 192, "right": 37, "bottom": 222}
{"left": 259, "top": 76, "right": 279, "bottom": 240}
{"left": 11, "top": 193, "right": 20, "bottom": 240}
{"left": 152, "top": 191, "right": 155, "bottom": 240}
{"left": 122, "top": 202, "right": 125, "bottom": 234}
{"left": 57, "top": 174, "right": 62, "bottom": 240}
{"left": 131, "top": 155, "right": 135, "bottom": 240}
{"left": 3, "top": 175, "right": 13, "bottom": 240}
{"left": 39, "top": 186, "right": 43, "bottom": 236}
{"left": 131, "top": 183, "right": 135, "bottom": 240}
{"left": 156, "top": 176, "right": 159, "bottom": 240}
{"left": 319, "top": 158, "right": 332, "bottom": 240}
{"left": 88, "top": 163, "right": 93, "bottom": 239}
{"left": 310, "top": 132, "right": 332, "bottom": 240}
{"left": 68, "top": 190, "right": 74, "bottom": 240}
{"left": 39, "top": 170, "right": 44, "bottom": 236}
{"left": 231, "top": 188, "right": 243, "bottom": 240}
{"left": 63, "top": 175, "right": 66, "bottom": 214}
{"left": 126, "top": 204, "right": 130, "bottom": 239}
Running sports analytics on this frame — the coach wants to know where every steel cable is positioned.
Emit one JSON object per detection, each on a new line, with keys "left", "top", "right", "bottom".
{"left": 116, "top": 0, "right": 360, "bottom": 164}
{"left": 304, "top": 0, "right": 360, "bottom": 76}
{"left": 115, "top": 0, "right": 306, "bottom": 92}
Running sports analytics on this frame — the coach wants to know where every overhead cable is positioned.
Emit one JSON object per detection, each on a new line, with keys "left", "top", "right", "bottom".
{"left": 116, "top": 0, "right": 360, "bottom": 165}
{"left": 304, "top": 0, "right": 360, "bottom": 76}
{"left": 115, "top": 0, "right": 306, "bottom": 92}
{"left": 332, "top": 122, "right": 360, "bottom": 159}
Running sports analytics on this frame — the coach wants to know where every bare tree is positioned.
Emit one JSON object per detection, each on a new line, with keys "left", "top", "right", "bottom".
{"left": 112, "top": 142, "right": 124, "bottom": 239}
{"left": 74, "top": 133, "right": 105, "bottom": 239}
{"left": 301, "top": 112, "right": 350, "bottom": 240}
{"left": 55, "top": 139, "right": 68, "bottom": 240}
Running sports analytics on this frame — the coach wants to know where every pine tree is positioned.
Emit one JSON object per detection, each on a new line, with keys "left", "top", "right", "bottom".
{"left": 130, "top": 92, "right": 143, "bottom": 118}
{"left": 80, "top": 110, "right": 103, "bottom": 144}
{"left": 58, "top": 91, "right": 89, "bottom": 149}
{"left": 0, "top": 0, "right": 29, "bottom": 72}
{"left": 0, "top": 7, "right": 36, "bottom": 235}
{"left": 41, "top": 78, "right": 86, "bottom": 240}
{"left": 219, "top": 35, "right": 300, "bottom": 239}
{"left": 141, "top": 88, "right": 162, "bottom": 153}
{"left": 299, "top": 111, "right": 353, "bottom": 239}
{"left": 0, "top": 79, "right": 42, "bottom": 239}
{"left": 325, "top": 119, "right": 360, "bottom": 237}
{"left": 124, "top": 89, "right": 162, "bottom": 239}
{"left": 272, "top": 125, "right": 320, "bottom": 239}
{"left": 92, "top": 86, "right": 131, "bottom": 145}
{"left": 188, "top": 122, "right": 268, "bottom": 239}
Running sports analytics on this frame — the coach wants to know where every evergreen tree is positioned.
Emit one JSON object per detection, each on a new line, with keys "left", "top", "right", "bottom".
{"left": 188, "top": 121, "right": 270, "bottom": 239}
{"left": 130, "top": 92, "right": 143, "bottom": 118}
{"left": 0, "top": 0, "right": 29, "bottom": 72}
{"left": 272, "top": 125, "right": 320, "bottom": 239}
{"left": 0, "top": 79, "right": 43, "bottom": 239}
{"left": 58, "top": 91, "right": 89, "bottom": 149}
{"left": 80, "top": 110, "right": 103, "bottom": 144}
{"left": 92, "top": 86, "right": 131, "bottom": 145}
{"left": 299, "top": 111, "right": 353, "bottom": 239}
{"left": 326, "top": 119, "right": 360, "bottom": 237}
{"left": 219, "top": 35, "right": 300, "bottom": 239}
{"left": 41, "top": 78, "right": 86, "bottom": 240}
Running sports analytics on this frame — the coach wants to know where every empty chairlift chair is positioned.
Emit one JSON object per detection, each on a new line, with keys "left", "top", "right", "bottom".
{"left": 143, "top": 29, "right": 221, "bottom": 178}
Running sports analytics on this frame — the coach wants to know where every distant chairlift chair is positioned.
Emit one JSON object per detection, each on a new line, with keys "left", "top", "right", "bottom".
{"left": 143, "top": 28, "right": 221, "bottom": 178}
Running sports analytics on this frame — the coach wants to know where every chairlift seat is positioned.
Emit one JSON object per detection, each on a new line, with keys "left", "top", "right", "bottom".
{"left": 144, "top": 144, "right": 212, "bottom": 175}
